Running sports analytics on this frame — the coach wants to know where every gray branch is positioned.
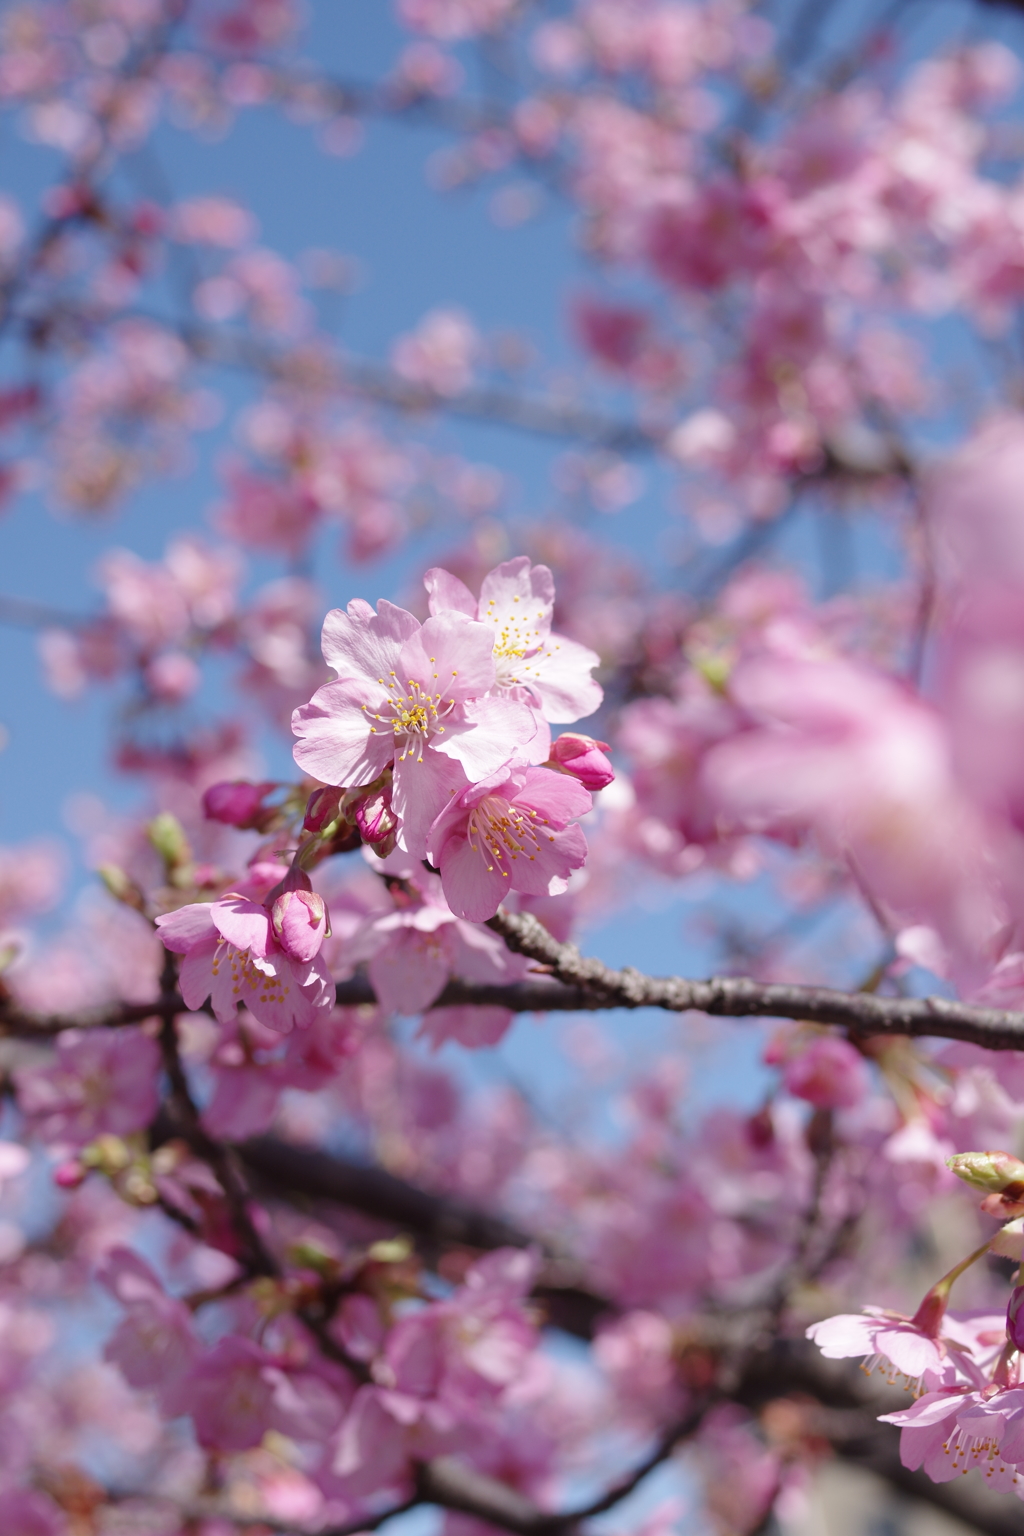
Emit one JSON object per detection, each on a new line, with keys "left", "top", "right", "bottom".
{"left": 5, "top": 933, "right": 1024, "bottom": 1050}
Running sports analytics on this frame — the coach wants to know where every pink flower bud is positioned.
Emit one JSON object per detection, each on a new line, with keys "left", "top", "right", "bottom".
{"left": 781, "top": 1036, "right": 868, "bottom": 1110}
{"left": 53, "top": 1158, "right": 86, "bottom": 1189}
{"left": 354, "top": 781, "right": 398, "bottom": 855}
{"left": 203, "top": 780, "right": 277, "bottom": 830}
{"left": 547, "top": 733, "right": 614, "bottom": 791}
{"left": 271, "top": 887, "right": 329, "bottom": 962}
{"left": 303, "top": 784, "right": 345, "bottom": 835}
{"left": 1008, "top": 1287, "right": 1024, "bottom": 1352}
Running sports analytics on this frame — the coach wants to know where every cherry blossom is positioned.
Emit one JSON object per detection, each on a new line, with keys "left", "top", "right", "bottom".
{"left": 425, "top": 758, "right": 592, "bottom": 921}
{"left": 292, "top": 597, "right": 538, "bottom": 855}
{"left": 424, "top": 556, "right": 603, "bottom": 727}
{"left": 156, "top": 892, "right": 334, "bottom": 1032}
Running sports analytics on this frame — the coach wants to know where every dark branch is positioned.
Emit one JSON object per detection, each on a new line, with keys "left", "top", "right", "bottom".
{"left": 7, "top": 941, "right": 1024, "bottom": 1050}
{"left": 486, "top": 909, "right": 1024, "bottom": 1051}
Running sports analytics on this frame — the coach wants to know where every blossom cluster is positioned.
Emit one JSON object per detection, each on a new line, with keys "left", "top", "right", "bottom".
{"left": 8, "top": 0, "right": 1024, "bottom": 1530}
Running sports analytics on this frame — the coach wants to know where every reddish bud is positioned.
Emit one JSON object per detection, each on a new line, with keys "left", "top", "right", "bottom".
{"left": 354, "top": 781, "right": 398, "bottom": 856}
{"left": 547, "top": 733, "right": 614, "bottom": 791}
{"left": 202, "top": 780, "right": 277, "bottom": 830}
{"left": 53, "top": 1159, "right": 87, "bottom": 1190}
{"left": 1008, "top": 1286, "right": 1024, "bottom": 1352}
{"left": 303, "top": 784, "right": 345, "bottom": 835}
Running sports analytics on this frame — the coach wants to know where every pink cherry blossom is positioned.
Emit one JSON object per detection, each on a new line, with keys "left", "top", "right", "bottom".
{"left": 806, "top": 1306, "right": 982, "bottom": 1385}
{"left": 392, "top": 307, "right": 479, "bottom": 396}
{"left": 16, "top": 1028, "right": 160, "bottom": 1147}
{"left": 156, "top": 894, "right": 333, "bottom": 1033}
{"left": 424, "top": 556, "right": 602, "bottom": 727}
{"left": 292, "top": 597, "right": 536, "bottom": 856}
{"left": 426, "top": 758, "right": 592, "bottom": 922}
{"left": 99, "top": 1247, "right": 201, "bottom": 1413}
{"left": 340, "top": 857, "right": 525, "bottom": 1018}
{"left": 775, "top": 1035, "right": 870, "bottom": 1110}
{"left": 879, "top": 1381, "right": 1024, "bottom": 1493}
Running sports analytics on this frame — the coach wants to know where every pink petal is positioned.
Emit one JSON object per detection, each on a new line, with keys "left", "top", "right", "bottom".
{"left": 321, "top": 598, "right": 419, "bottom": 682}
{"left": 292, "top": 679, "right": 396, "bottom": 788}
{"left": 398, "top": 611, "right": 497, "bottom": 704}
{"left": 368, "top": 927, "right": 451, "bottom": 1015}
{"left": 880, "top": 1390, "right": 967, "bottom": 1427}
{"left": 424, "top": 567, "right": 478, "bottom": 617}
{"left": 155, "top": 902, "right": 216, "bottom": 953}
{"left": 212, "top": 896, "right": 273, "bottom": 958}
{"left": 526, "top": 633, "right": 603, "bottom": 723}
{"left": 392, "top": 748, "right": 469, "bottom": 860}
{"left": 875, "top": 1326, "right": 943, "bottom": 1378}
{"left": 479, "top": 557, "right": 554, "bottom": 632}
{"left": 436, "top": 695, "right": 536, "bottom": 779}
{"left": 178, "top": 937, "right": 219, "bottom": 1012}
{"left": 805, "top": 1313, "right": 880, "bottom": 1358}
{"left": 436, "top": 832, "right": 512, "bottom": 922}
{"left": 418, "top": 1004, "right": 513, "bottom": 1049}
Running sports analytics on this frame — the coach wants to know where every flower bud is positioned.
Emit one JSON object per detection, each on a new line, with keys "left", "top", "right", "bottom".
{"left": 1008, "top": 1286, "right": 1024, "bottom": 1352}
{"left": 271, "top": 885, "right": 330, "bottom": 962}
{"left": 547, "top": 733, "right": 614, "bottom": 791}
{"left": 303, "top": 783, "right": 346, "bottom": 836}
{"left": 203, "top": 780, "right": 278, "bottom": 830}
{"left": 53, "top": 1159, "right": 86, "bottom": 1190}
{"left": 354, "top": 781, "right": 398, "bottom": 856}
{"left": 946, "top": 1150, "right": 1024, "bottom": 1195}
{"left": 147, "top": 812, "right": 191, "bottom": 873}
{"left": 97, "top": 863, "right": 147, "bottom": 912}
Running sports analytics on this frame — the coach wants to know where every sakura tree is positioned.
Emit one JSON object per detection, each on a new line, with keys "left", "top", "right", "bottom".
{"left": 9, "top": 2, "right": 1024, "bottom": 1534}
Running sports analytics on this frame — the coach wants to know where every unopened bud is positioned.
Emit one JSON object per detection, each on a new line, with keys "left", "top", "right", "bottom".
{"left": 303, "top": 784, "right": 345, "bottom": 835}
{"left": 1008, "top": 1286, "right": 1024, "bottom": 1352}
{"left": 97, "top": 864, "right": 147, "bottom": 913}
{"left": 80, "top": 1135, "right": 133, "bottom": 1177}
{"left": 354, "top": 781, "right": 398, "bottom": 856}
{"left": 547, "top": 733, "right": 614, "bottom": 791}
{"left": 53, "top": 1158, "right": 86, "bottom": 1190}
{"left": 147, "top": 812, "right": 191, "bottom": 873}
{"left": 947, "top": 1150, "right": 1024, "bottom": 1195}
{"left": 271, "top": 886, "right": 329, "bottom": 961}
{"left": 203, "top": 780, "right": 278, "bottom": 830}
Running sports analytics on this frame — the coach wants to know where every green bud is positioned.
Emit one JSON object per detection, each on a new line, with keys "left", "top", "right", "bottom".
{"left": 946, "top": 1150, "right": 1024, "bottom": 1195}
{"left": 287, "top": 1240, "right": 339, "bottom": 1276}
{"left": 0, "top": 941, "right": 19, "bottom": 975}
{"left": 367, "top": 1236, "right": 413, "bottom": 1265}
{"left": 97, "top": 864, "right": 147, "bottom": 912}
{"left": 689, "top": 650, "right": 731, "bottom": 695}
{"left": 81, "top": 1134, "right": 132, "bottom": 1174}
{"left": 147, "top": 813, "right": 191, "bottom": 873}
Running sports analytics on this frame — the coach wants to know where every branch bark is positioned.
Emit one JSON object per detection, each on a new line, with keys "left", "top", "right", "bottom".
{"left": 5, "top": 940, "right": 1024, "bottom": 1050}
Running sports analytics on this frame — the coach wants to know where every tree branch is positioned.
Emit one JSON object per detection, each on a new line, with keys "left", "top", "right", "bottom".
{"left": 5, "top": 944, "right": 1024, "bottom": 1050}
{"left": 486, "top": 908, "right": 1024, "bottom": 1050}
